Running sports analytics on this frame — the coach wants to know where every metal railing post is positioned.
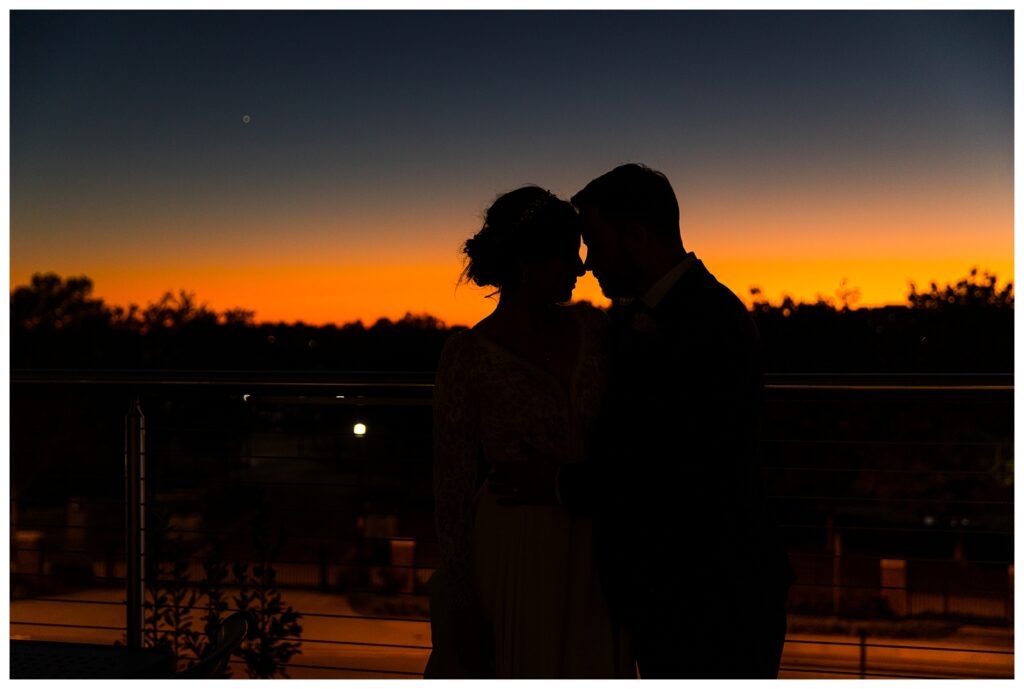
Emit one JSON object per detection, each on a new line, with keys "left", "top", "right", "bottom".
{"left": 125, "top": 398, "right": 146, "bottom": 648}
{"left": 1007, "top": 564, "right": 1014, "bottom": 624}
{"left": 832, "top": 530, "right": 842, "bottom": 616}
{"left": 859, "top": 630, "right": 867, "bottom": 678}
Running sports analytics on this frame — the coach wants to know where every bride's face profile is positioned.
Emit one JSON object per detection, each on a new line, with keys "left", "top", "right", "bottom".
{"left": 518, "top": 231, "right": 585, "bottom": 305}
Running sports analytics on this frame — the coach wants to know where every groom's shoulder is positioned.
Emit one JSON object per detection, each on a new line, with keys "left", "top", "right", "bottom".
{"left": 666, "top": 261, "right": 746, "bottom": 317}
{"left": 665, "top": 263, "right": 757, "bottom": 339}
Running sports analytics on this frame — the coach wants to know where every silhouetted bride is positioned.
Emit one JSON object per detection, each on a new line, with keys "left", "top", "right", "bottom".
{"left": 425, "top": 186, "right": 632, "bottom": 678}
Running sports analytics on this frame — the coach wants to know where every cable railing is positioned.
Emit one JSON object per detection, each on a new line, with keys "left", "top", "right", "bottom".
{"left": 10, "top": 369, "right": 1013, "bottom": 678}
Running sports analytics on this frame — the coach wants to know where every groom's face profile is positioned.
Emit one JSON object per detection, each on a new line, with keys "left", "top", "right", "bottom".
{"left": 579, "top": 205, "right": 634, "bottom": 299}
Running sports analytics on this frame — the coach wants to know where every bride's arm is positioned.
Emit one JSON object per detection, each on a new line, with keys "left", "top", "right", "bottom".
{"left": 432, "top": 333, "right": 481, "bottom": 609}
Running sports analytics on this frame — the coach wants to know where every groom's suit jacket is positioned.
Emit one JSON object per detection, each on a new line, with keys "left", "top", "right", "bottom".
{"left": 559, "top": 256, "right": 793, "bottom": 642}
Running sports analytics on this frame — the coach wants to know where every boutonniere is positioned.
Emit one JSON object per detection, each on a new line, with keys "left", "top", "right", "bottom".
{"left": 630, "top": 312, "right": 658, "bottom": 333}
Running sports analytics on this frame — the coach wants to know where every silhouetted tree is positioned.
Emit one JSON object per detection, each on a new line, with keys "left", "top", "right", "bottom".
{"left": 747, "top": 269, "right": 1013, "bottom": 373}
{"left": 11, "top": 273, "right": 109, "bottom": 330}
{"left": 908, "top": 267, "right": 1013, "bottom": 312}
{"left": 140, "top": 291, "right": 218, "bottom": 332}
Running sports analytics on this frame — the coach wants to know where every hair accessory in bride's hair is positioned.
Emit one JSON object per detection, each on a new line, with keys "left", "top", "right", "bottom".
{"left": 510, "top": 190, "right": 554, "bottom": 232}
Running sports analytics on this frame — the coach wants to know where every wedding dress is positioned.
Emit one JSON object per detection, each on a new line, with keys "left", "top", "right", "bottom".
{"left": 427, "top": 302, "right": 633, "bottom": 678}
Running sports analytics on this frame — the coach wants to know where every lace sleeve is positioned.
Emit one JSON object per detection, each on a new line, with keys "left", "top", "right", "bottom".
{"left": 432, "top": 331, "right": 481, "bottom": 609}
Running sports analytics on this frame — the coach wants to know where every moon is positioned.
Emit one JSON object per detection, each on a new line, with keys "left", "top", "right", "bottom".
{"left": 242, "top": 114, "right": 252, "bottom": 124}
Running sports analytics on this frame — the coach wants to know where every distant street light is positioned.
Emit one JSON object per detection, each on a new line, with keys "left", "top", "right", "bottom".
{"left": 353, "top": 423, "right": 367, "bottom": 437}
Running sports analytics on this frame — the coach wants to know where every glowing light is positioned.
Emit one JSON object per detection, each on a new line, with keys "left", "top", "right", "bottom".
{"left": 242, "top": 394, "right": 251, "bottom": 402}
{"left": 353, "top": 423, "right": 367, "bottom": 436}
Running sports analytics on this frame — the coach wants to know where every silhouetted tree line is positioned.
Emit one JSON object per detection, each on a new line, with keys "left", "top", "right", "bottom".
{"left": 747, "top": 268, "right": 1012, "bottom": 373}
{"left": 10, "top": 273, "right": 450, "bottom": 371}
{"left": 10, "top": 268, "right": 1013, "bottom": 372}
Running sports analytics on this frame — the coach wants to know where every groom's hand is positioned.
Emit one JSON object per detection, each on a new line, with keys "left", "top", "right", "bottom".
{"left": 488, "top": 459, "right": 561, "bottom": 506}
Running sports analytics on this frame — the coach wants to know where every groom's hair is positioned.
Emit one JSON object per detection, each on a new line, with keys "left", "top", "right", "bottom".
{"left": 571, "top": 164, "right": 682, "bottom": 247}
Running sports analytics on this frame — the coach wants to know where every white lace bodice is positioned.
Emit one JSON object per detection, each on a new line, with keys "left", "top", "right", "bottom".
{"left": 432, "top": 302, "right": 610, "bottom": 606}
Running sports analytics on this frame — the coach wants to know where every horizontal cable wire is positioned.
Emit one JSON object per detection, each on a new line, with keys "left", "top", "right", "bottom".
{"left": 225, "top": 658, "right": 423, "bottom": 676}
{"left": 779, "top": 666, "right": 956, "bottom": 679}
{"left": 761, "top": 438, "right": 1009, "bottom": 447}
{"left": 12, "top": 547, "right": 123, "bottom": 557}
{"left": 11, "top": 497, "right": 127, "bottom": 504}
{"left": 18, "top": 542, "right": 1013, "bottom": 575}
{"left": 777, "top": 523, "right": 1013, "bottom": 536}
{"left": 147, "top": 426, "right": 431, "bottom": 436}
{"left": 151, "top": 557, "right": 433, "bottom": 571}
{"left": 143, "top": 583, "right": 430, "bottom": 598}
{"left": 119, "top": 559, "right": 434, "bottom": 572}
{"left": 765, "top": 495, "right": 1013, "bottom": 505}
{"left": 268, "top": 659, "right": 423, "bottom": 675}
{"left": 763, "top": 465, "right": 1009, "bottom": 476}
{"left": 13, "top": 573, "right": 127, "bottom": 582}
{"left": 10, "top": 620, "right": 125, "bottom": 632}
{"left": 10, "top": 523, "right": 435, "bottom": 544}
{"left": 10, "top": 598, "right": 429, "bottom": 623}
{"left": 784, "top": 638, "right": 1014, "bottom": 655}
{"left": 12, "top": 523, "right": 124, "bottom": 532}
{"left": 279, "top": 637, "right": 430, "bottom": 650}
{"left": 789, "top": 581, "right": 1009, "bottom": 595}
{"left": 230, "top": 480, "right": 362, "bottom": 489}
{"left": 13, "top": 597, "right": 127, "bottom": 607}
{"left": 788, "top": 551, "right": 1013, "bottom": 567}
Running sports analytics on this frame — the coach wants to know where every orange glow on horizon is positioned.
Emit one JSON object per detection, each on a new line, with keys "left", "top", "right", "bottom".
{"left": 10, "top": 177, "right": 1013, "bottom": 327}
{"left": 8, "top": 254, "right": 1013, "bottom": 329}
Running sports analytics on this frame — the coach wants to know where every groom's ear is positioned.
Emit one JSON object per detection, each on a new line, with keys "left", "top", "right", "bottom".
{"left": 621, "top": 220, "right": 650, "bottom": 252}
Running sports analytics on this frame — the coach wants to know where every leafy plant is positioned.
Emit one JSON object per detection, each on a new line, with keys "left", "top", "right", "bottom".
{"left": 135, "top": 508, "right": 201, "bottom": 669}
{"left": 127, "top": 504, "right": 303, "bottom": 678}
{"left": 182, "top": 541, "right": 233, "bottom": 678}
{"left": 232, "top": 560, "right": 304, "bottom": 678}
{"left": 230, "top": 496, "right": 303, "bottom": 678}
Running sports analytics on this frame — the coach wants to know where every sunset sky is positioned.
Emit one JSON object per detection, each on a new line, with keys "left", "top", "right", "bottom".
{"left": 10, "top": 10, "right": 1013, "bottom": 327}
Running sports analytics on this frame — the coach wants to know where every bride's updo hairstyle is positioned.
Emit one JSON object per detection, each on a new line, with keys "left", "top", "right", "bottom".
{"left": 461, "top": 185, "right": 580, "bottom": 292}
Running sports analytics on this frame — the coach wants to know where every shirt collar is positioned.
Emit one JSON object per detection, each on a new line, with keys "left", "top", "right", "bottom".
{"left": 640, "top": 252, "right": 697, "bottom": 309}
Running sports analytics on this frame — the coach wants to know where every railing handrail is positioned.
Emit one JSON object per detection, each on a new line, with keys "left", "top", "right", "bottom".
{"left": 9, "top": 369, "right": 1014, "bottom": 391}
{"left": 9, "top": 369, "right": 438, "bottom": 388}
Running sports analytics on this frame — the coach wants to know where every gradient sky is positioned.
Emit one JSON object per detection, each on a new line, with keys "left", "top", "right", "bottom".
{"left": 10, "top": 10, "right": 1013, "bottom": 327}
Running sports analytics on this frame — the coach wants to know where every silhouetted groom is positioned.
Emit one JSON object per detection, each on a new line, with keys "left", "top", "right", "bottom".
{"left": 493, "top": 163, "right": 794, "bottom": 678}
